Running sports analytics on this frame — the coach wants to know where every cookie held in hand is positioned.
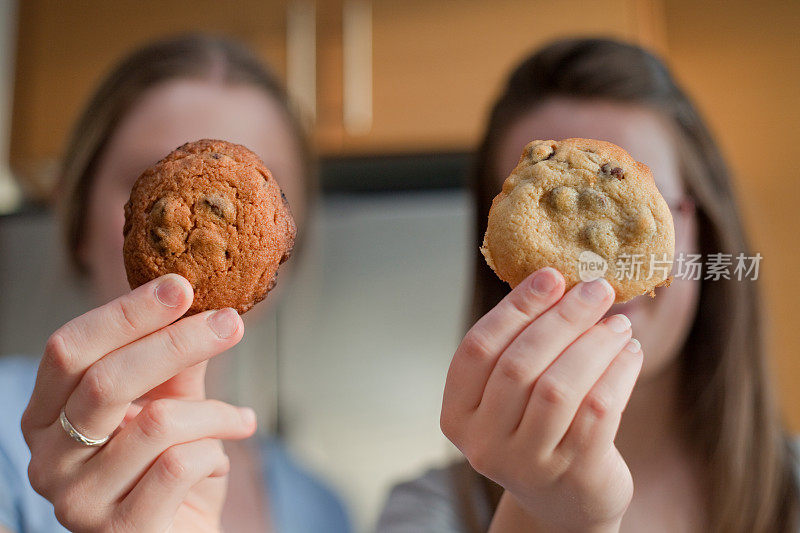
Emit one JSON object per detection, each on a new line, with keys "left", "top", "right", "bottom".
{"left": 481, "top": 138, "right": 674, "bottom": 303}
{"left": 123, "top": 139, "right": 296, "bottom": 315}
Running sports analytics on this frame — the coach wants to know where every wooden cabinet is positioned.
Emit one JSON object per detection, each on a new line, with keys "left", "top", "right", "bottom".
{"left": 10, "top": 0, "right": 290, "bottom": 196}
{"left": 10, "top": 0, "right": 664, "bottom": 190}
{"left": 315, "top": 0, "right": 665, "bottom": 154}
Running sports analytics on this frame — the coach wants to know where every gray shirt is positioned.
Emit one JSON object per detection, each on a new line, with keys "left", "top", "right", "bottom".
{"left": 377, "top": 446, "right": 800, "bottom": 533}
{"left": 376, "top": 463, "right": 490, "bottom": 533}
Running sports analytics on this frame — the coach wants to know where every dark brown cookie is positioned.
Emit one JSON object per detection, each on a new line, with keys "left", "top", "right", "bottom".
{"left": 123, "top": 139, "right": 296, "bottom": 315}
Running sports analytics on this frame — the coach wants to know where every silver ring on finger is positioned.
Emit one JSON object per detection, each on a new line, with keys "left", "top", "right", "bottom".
{"left": 59, "top": 408, "right": 110, "bottom": 447}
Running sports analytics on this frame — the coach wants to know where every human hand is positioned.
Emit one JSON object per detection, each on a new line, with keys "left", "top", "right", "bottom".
{"left": 21, "top": 274, "right": 256, "bottom": 532}
{"left": 441, "top": 268, "right": 642, "bottom": 532}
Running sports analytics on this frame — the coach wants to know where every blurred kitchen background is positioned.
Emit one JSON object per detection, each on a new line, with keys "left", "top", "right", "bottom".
{"left": 0, "top": 1, "right": 797, "bottom": 531}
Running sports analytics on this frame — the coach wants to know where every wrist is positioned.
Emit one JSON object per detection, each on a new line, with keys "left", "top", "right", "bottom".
{"left": 489, "top": 492, "right": 623, "bottom": 533}
{"left": 580, "top": 520, "right": 623, "bottom": 533}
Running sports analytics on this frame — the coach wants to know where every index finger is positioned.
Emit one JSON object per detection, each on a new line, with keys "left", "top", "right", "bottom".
{"left": 23, "top": 274, "right": 193, "bottom": 428}
{"left": 441, "top": 268, "right": 564, "bottom": 421}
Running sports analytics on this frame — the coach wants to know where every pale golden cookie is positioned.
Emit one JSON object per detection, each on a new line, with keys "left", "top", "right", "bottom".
{"left": 481, "top": 138, "right": 674, "bottom": 303}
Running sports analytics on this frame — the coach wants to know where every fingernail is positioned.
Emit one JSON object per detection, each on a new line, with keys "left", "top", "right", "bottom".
{"left": 207, "top": 308, "right": 239, "bottom": 339}
{"left": 625, "top": 338, "right": 641, "bottom": 353}
{"left": 239, "top": 407, "right": 256, "bottom": 426}
{"left": 605, "top": 314, "right": 631, "bottom": 333}
{"left": 155, "top": 276, "right": 185, "bottom": 307}
{"left": 580, "top": 278, "right": 612, "bottom": 304}
{"left": 531, "top": 268, "right": 557, "bottom": 295}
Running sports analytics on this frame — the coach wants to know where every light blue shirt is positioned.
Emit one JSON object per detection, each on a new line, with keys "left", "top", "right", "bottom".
{"left": 0, "top": 355, "right": 351, "bottom": 533}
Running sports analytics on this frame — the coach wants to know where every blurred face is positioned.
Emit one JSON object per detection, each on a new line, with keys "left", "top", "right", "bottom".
{"left": 81, "top": 79, "right": 306, "bottom": 303}
{"left": 493, "top": 97, "right": 700, "bottom": 379}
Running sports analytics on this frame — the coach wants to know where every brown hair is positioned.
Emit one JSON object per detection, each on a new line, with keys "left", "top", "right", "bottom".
{"left": 461, "top": 37, "right": 798, "bottom": 532}
{"left": 57, "top": 33, "right": 315, "bottom": 274}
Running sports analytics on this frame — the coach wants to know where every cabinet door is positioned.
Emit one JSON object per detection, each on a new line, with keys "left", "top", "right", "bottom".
{"left": 315, "top": 0, "right": 665, "bottom": 155}
{"left": 11, "top": 0, "right": 289, "bottom": 197}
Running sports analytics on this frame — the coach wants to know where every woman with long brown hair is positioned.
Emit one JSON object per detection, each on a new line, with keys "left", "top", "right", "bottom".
{"left": 0, "top": 34, "right": 349, "bottom": 532}
{"left": 379, "top": 38, "right": 798, "bottom": 532}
